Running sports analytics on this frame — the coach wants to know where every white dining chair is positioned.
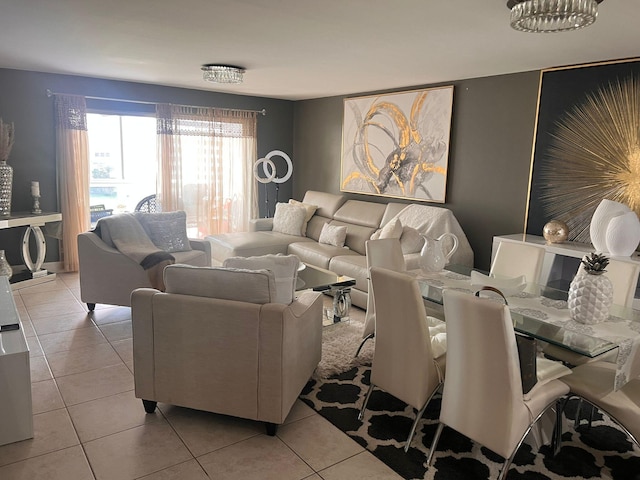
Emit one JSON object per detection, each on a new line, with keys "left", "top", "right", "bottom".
{"left": 355, "top": 238, "right": 406, "bottom": 357}
{"left": 359, "top": 266, "right": 445, "bottom": 452}
{"left": 490, "top": 241, "right": 546, "bottom": 285}
{"left": 428, "top": 289, "right": 569, "bottom": 480}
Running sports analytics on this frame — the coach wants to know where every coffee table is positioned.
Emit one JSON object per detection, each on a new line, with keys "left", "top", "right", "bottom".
{"left": 296, "top": 264, "right": 356, "bottom": 326}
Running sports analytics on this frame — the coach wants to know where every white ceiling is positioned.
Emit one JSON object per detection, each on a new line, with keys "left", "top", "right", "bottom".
{"left": 0, "top": 1, "right": 638, "bottom": 101}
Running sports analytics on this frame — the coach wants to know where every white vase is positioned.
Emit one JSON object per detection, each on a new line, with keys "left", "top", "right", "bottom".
{"left": 567, "top": 269, "right": 613, "bottom": 324}
{"left": 589, "top": 199, "right": 631, "bottom": 252}
{"left": 605, "top": 211, "right": 640, "bottom": 257}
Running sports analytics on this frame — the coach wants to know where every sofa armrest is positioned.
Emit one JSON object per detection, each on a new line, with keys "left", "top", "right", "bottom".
{"left": 257, "top": 291, "right": 323, "bottom": 423}
{"left": 131, "top": 288, "right": 160, "bottom": 401}
{"left": 250, "top": 218, "right": 274, "bottom": 232}
{"left": 189, "top": 238, "right": 212, "bottom": 265}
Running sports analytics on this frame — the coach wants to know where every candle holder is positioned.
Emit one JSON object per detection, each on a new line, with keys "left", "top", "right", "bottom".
{"left": 32, "top": 195, "right": 41, "bottom": 214}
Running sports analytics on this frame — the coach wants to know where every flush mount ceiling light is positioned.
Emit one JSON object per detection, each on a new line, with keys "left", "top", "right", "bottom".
{"left": 508, "top": 0, "right": 603, "bottom": 33}
{"left": 201, "top": 64, "right": 245, "bottom": 84}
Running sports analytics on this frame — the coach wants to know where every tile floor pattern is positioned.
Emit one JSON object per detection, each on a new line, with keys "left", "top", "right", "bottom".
{"left": 1, "top": 274, "right": 402, "bottom": 480}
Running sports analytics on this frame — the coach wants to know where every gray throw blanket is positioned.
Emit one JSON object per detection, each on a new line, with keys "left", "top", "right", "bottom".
{"left": 94, "top": 213, "right": 174, "bottom": 290}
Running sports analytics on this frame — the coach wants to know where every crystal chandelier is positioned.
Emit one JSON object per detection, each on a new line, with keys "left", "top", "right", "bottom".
{"left": 508, "top": 0, "right": 602, "bottom": 33}
{"left": 201, "top": 64, "right": 245, "bottom": 84}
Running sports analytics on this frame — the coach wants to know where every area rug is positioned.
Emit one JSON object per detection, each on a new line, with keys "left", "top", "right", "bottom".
{"left": 304, "top": 315, "right": 640, "bottom": 480}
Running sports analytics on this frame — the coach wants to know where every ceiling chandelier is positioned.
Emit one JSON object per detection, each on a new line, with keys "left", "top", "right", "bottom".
{"left": 508, "top": 0, "right": 602, "bottom": 33}
{"left": 201, "top": 64, "right": 245, "bottom": 84}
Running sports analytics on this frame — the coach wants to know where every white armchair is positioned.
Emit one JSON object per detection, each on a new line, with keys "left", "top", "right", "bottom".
{"left": 131, "top": 264, "right": 323, "bottom": 435}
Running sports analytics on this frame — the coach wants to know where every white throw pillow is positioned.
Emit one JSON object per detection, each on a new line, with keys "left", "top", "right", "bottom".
{"left": 319, "top": 224, "right": 348, "bottom": 247}
{"left": 272, "top": 203, "right": 306, "bottom": 236}
{"left": 399, "top": 226, "right": 425, "bottom": 254}
{"left": 288, "top": 199, "right": 317, "bottom": 235}
{"left": 223, "top": 254, "right": 300, "bottom": 305}
{"left": 370, "top": 218, "right": 402, "bottom": 241}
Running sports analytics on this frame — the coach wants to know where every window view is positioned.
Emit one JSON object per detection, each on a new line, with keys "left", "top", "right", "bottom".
{"left": 87, "top": 113, "right": 157, "bottom": 220}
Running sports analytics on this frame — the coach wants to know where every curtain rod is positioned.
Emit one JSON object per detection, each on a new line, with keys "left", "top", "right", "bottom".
{"left": 45, "top": 89, "right": 267, "bottom": 116}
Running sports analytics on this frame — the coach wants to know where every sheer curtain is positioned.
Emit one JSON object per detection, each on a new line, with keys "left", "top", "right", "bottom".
{"left": 156, "top": 104, "right": 257, "bottom": 237}
{"left": 55, "top": 95, "right": 90, "bottom": 272}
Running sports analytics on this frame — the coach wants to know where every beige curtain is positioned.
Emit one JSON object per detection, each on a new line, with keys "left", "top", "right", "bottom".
{"left": 55, "top": 95, "right": 90, "bottom": 272}
{"left": 156, "top": 104, "right": 257, "bottom": 237}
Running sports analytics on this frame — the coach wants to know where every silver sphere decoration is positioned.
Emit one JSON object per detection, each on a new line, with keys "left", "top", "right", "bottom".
{"left": 543, "top": 219, "right": 570, "bottom": 244}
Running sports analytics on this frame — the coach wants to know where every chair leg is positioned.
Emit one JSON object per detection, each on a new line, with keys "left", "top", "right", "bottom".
{"left": 574, "top": 398, "right": 583, "bottom": 429}
{"left": 404, "top": 386, "right": 441, "bottom": 453}
{"left": 427, "top": 422, "right": 444, "bottom": 466}
{"left": 265, "top": 422, "right": 278, "bottom": 436}
{"left": 87, "top": 303, "right": 96, "bottom": 312}
{"left": 142, "top": 400, "right": 157, "bottom": 413}
{"left": 358, "top": 384, "right": 375, "bottom": 421}
{"left": 552, "top": 397, "right": 569, "bottom": 456}
{"left": 354, "top": 333, "right": 374, "bottom": 357}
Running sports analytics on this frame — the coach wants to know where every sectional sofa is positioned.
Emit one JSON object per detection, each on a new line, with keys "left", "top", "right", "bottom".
{"left": 207, "top": 191, "right": 473, "bottom": 309}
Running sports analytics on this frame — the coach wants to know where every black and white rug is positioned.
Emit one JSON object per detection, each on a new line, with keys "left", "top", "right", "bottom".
{"left": 300, "top": 364, "right": 640, "bottom": 480}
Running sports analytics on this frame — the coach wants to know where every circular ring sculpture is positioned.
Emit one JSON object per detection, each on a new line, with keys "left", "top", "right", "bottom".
{"left": 253, "top": 150, "right": 293, "bottom": 184}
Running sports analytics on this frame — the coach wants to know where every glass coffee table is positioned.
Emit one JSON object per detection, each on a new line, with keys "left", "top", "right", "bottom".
{"left": 296, "top": 263, "right": 356, "bottom": 326}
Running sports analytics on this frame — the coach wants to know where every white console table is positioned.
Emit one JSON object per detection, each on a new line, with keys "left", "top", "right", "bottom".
{"left": 492, "top": 234, "right": 640, "bottom": 305}
{"left": 0, "top": 276, "right": 33, "bottom": 446}
{"left": 0, "top": 212, "right": 62, "bottom": 289}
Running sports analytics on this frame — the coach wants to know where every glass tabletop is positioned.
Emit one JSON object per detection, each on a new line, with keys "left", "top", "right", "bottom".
{"left": 296, "top": 263, "right": 355, "bottom": 292}
{"left": 417, "top": 265, "right": 624, "bottom": 358}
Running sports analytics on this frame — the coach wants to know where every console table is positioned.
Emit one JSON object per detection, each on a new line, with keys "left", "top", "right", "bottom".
{"left": 0, "top": 276, "right": 33, "bottom": 446}
{"left": 0, "top": 212, "right": 62, "bottom": 289}
{"left": 492, "top": 234, "right": 640, "bottom": 305}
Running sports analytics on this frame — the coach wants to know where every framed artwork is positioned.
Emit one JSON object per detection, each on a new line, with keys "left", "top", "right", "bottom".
{"left": 525, "top": 58, "right": 640, "bottom": 243}
{"left": 340, "top": 86, "right": 454, "bottom": 203}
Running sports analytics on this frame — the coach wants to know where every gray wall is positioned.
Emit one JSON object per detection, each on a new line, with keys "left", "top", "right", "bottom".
{"left": 293, "top": 71, "right": 541, "bottom": 270}
{"left": 0, "top": 68, "right": 294, "bottom": 265}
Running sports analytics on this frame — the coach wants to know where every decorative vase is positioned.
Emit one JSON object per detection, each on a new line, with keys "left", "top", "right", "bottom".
{"left": 568, "top": 261, "right": 613, "bottom": 325}
{"left": 589, "top": 199, "right": 631, "bottom": 252}
{"left": 605, "top": 211, "right": 640, "bottom": 256}
{"left": 0, "top": 250, "right": 12, "bottom": 279}
{"left": 0, "top": 160, "right": 12, "bottom": 218}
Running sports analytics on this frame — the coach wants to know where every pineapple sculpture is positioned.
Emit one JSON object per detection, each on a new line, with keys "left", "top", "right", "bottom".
{"left": 567, "top": 252, "right": 613, "bottom": 324}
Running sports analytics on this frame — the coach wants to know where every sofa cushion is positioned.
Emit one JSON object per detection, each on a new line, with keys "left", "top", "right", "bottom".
{"left": 223, "top": 254, "right": 300, "bottom": 304}
{"left": 207, "top": 231, "right": 314, "bottom": 263}
{"left": 288, "top": 199, "right": 317, "bottom": 235}
{"left": 273, "top": 202, "right": 306, "bottom": 236}
{"left": 288, "top": 242, "right": 358, "bottom": 270}
{"left": 302, "top": 191, "right": 346, "bottom": 218}
{"left": 164, "top": 264, "right": 277, "bottom": 304}
{"left": 333, "top": 200, "right": 387, "bottom": 228}
{"left": 329, "top": 220, "right": 377, "bottom": 256}
{"left": 318, "top": 224, "right": 347, "bottom": 247}
{"left": 329, "top": 255, "right": 368, "bottom": 293}
{"left": 380, "top": 202, "right": 409, "bottom": 227}
{"left": 371, "top": 218, "right": 403, "bottom": 241}
{"left": 173, "top": 249, "right": 210, "bottom": 267}
{"left": 399, "top": 226, "right": 425, "bottom": 254}
{"left": 305, "top": 216, "right": 332, "bottom": 242}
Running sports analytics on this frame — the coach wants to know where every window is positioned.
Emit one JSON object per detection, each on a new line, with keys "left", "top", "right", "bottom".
{"left": 87, "top": 113, "right": 157, "bottom": 215}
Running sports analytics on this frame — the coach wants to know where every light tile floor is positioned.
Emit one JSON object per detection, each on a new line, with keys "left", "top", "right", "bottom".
{"left": 1, "top": 273, "right": 402, "bottom": 480}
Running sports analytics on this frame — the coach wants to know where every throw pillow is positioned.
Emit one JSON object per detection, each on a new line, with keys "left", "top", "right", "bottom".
{"left": 288, "top": 199, "right": 318, "bottom": 235}
{"left": 135, "top": 211, "right": 192, "bottom": 253}
{"left": 370, "top": 218, "right": 402, "bottom": 241}
{"left": 272, "top": 203, "right": 306, "bottom": 236}
{"left": 318, "top": 224, "right": 347, "bottom": 247}
{"left": 399, "top": 226, "right": 425, "bottom": 254}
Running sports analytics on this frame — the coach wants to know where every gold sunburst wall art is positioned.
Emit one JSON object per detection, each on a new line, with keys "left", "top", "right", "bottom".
{"left": 340, "top": 86, "right": 454, "bottom": 203}
{"left": 526, "top": 59, "right": 640, "bottom": 243}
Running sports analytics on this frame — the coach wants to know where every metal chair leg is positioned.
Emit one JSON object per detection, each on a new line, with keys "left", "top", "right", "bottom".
{"left": 358, "top": 384, "right": 375, "bottom": 421}
{"left": 552, "top": 397, "right": 569, "bottom": 456}
{"left": 354, "top": 333, "right": 374, "bottom": 357}
{"left": 427, "top": 422, "right": 444, "bottom": 466}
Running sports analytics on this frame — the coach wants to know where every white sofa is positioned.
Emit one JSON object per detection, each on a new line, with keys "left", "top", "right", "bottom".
{"left": 207, "top": 191, "right": 473, "bottom": 309}
{"left": 131, "top": 264, "right": 322, "bottom": 435}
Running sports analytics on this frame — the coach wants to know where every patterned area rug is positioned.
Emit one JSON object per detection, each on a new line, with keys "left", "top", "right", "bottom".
{"left": 302, "top": 360, "right": 640, "bottom": 479}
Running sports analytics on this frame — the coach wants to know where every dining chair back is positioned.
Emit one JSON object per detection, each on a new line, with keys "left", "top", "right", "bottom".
{"left": 603, "top": 259, "right": 640, "bottom": 308}
{"left": 427, "top": 289, "right": 569, "bottom": 480}
{"left": 356, "top": 238, "right": 406, "bottom": 356}
{"left": 490, "top": 241, "right": 545, "bottom": 285}
{"left": 359, "top": 266, "right": 443, "bottom": 452}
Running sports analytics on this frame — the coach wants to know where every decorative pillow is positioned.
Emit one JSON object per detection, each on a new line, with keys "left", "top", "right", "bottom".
{"left": 135, "top": 211, "right": 192, "bottom": 253}
{"left": 370, "top": 218, "right": 402, "bottom": 241}
{"left": 223, "top": 254, "right": 300, "bottom": 304}
{"left": 399, "top": 226, "right": 425, "bottom": 254}
{"left": 318, "top": 224, "right": 347, "bottom": 247}
{"left": 288, "top": 199, "right": 318, "bottom": 235}
{"left": 272, "top": 203, "right": 306, "bottom": 236}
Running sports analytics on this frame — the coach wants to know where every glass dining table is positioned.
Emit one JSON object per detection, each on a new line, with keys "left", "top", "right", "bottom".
{"left": 415, "top": 265, "right": 640, "bottom": 390}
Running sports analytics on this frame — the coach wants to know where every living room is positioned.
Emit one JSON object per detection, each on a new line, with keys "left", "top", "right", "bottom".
{"left": 1, "top": 1, "right": 639, "bottom": 479}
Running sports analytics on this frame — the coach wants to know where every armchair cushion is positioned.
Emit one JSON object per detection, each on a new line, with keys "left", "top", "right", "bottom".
{"left": 223, "top": 254, "right": 300, "bottom": 305}
{"left": 164, "top": 264, "right": 277, "bottom": 304}
{"left": 135, "top": 211, "right": 192, "bottom": 252}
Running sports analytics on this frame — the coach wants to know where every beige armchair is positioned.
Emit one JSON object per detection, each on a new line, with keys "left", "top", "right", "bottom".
{"left": 131, "top": 264, "right": 323, "bottom": 435}
{"left": 78, "top": 230, "right": 211, "bottom": 311}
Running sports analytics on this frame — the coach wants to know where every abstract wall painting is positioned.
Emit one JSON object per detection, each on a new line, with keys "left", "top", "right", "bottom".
{"left": 340, "top": 86, "right": 454, "bottom": 203}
